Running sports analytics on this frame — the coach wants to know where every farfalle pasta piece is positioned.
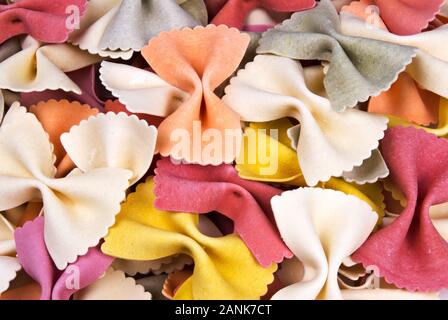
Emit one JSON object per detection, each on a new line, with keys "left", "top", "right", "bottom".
{"left": 428, "top": 203, "right": 448, "bottom": 242}
{"left": 276, "top": 254, "right": 439, "bottom": 300}
{"left": 69, "top": 0, "right": 205, "bottom": 58}
{"left": 99, "top": 65, "right": 184, "bottom": 115}
{"left": 100, "top": 25, "right": 250, "bottom": 165}
{"left": 337, "top": 257, "right": 369, "bottom": 283}
{"left": 0, "top": 256, "right": 20, "bottom": 295}
{"left": 68, "top": 0, "right": 132, "bottom": 60}
{"left": 153, "top": 157, "right": 292, "bottom": 267}
{"left": 353, "top": 127, "right": 448, "bottom": 291}
{"left": 286, "top": 121, "right": 389, "bottom": 185}
{"left": 162, "top": 266, "right": 280, "bottom": 300}
{"left": 177, "top": 0, "right": 209, "bottom": 25}
{"left": 0, "top": 103, "right": 132, "bottom": 269}
{"left": 340, "top": 150, "right": 389, "bottom": 185}
{"left": 256, "top": 0, "right": 417, "bottom": 111}
{"left": 236, "top": 120, "right": 307, "bottom": 185}
{"left": 102, "top": 178, "right": 276, "bottom": 300}
{"left": 340, "top": 0, "right": 386, "bottom": 30}
{"left": 243, "top": 9, "right": 277, "bottom": 32}
{"left": 104, "top": 99, "right": 164, "bottom": 128}
{"left": 14, "top": 216, "right": 113, "bottom": 300}
{"left": 0, "top": 36, "right": 100, "bottom": 94}
{"left": 380, "top": 191, "right": 448, "bottom": 243}
{"left": 223, "top": 54, "right": 388, "bottom": 186}
{"left": 344, "top": 3, "right": 437, "bottom": 123}
{"left": 0, "top": 38, "right": 20, "bottom": 64}
{"left": 236, "top": 120, "right": 386, "bottom": 219}
{"left": 0, "top": 88, "right": 19, "bottom": 107}
{"left": 236, "top": 118, "right": 389, "bottom": 190}
{"left": 162, "top": 269, "right": 193, "bottom": 299}
{"left": 21, "top": 66, "right": 105, "bottom": 111}
{"left": 337, "top": 267, "right": 440, "bottom": 300}
{"left": 0, "top": 0, "right": 87, "bottom": 45}
{"left": 207, "top": 0, "right": 315, "bottom": 30}
{"left": 368, "top": 73, "right": 439, "bottom": 126}
{"left": 74, "top": 268, "right": 152, "bottom": 300}
{"left": 10, "top": 100, "right": 100, "bottom": 225}
{"left": 136, "top": 274, "right": 167, "bottom": 300}
{"left": 0, "top": 282, "right": 44, "bottom": 300}
{"left": 340, "top": 11, "right": 448, "bottom": 101}
{"left": 387, "top": 99, "right": 448, "bottom": 137}
{"left": 270, "top": 188, "right": 377, "bottom": 300}
{"left": 114, "top": 224, "right": 207, "bottom": 277}
{"left": 0, "top": 215, "right": 20, "bottom": 294}
{"left": 113, "top": 255, "right": 192, "bottom": 277}
{"left": 0, "top": 215, "right": 15, "bottom": 259}
{"left": 61, "top": 112, "right": 157, "bottom": 185}
{"left": 98, "top": 0, "right": 203, "bottom": 52}
{"left": 342, "top": 0, "right": 444, "bottom": 36}
{"left": 99, "top": 60, "right": 195, "bottom": 127}
{"left": 30, "top": 100, "right": 99, "bottom": 178}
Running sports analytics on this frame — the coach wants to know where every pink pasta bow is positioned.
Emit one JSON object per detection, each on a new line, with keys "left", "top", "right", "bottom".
{"left": 0, "top": 0, "right": 87, "bottom": 45}
{"left": 207, "top": 0, "right": 315, "bottom": 29}
{"left": 353, "top": 127, "right": 448, "bottom": 291}
{"left": 14, "top": 217, "right": 113, "bottom": 300}
{"left": 343, "top": 0, "right": 444, "bottom": 35}
{"left": 154, "top": 158, "right": 293, "bottom": 267}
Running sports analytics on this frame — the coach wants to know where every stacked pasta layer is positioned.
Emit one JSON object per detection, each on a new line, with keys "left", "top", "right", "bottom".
{"left": 0, "top": 0, "right": 447, "bottom": 300}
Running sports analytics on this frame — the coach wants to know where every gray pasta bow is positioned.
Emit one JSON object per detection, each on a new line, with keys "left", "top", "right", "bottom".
{"left": 99, "top": 0, "right": 206, "bottom": 52}
{"left": 257, "top": 0, "right": 417, "bottom": 112}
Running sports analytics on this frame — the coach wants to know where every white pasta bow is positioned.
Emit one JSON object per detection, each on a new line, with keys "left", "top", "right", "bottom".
{"left": 74, "top": 268, "right": 152, "bottom": 300}
{"left": 0, "top": 93, "right": 21, "bottom": 294}
{"left": 270, "top": 188, "right": 377, "bottom": 300}
{"left": 0, "top": 104, "right": 157, "bottom": 270}
{"left": 60, "top": 112, "right": 157, "bottom": 185}
{"left": 0, "top": 36, "right": 100, "bottom": 94}
{"left": 223, "top": 55, "right": 388, "bottom": 186}
{"left": 0, "top": 215, "right": 21, "bottom": 294}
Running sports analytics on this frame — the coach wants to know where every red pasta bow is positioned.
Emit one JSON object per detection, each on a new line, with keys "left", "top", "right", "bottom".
{"left": 154, "top": 157, "right": 293, "bottom": 267}
{"left": 207, "top": 0, "right": 315, "bottom": 29}
{"left": 343, "top": 0, "right": 444, "bottom": 35}
{"left": 353, "top": 127, "right": 448, "bottom": 291}
{"left": 0, "top": 0, "right": 87, "bottom": 45}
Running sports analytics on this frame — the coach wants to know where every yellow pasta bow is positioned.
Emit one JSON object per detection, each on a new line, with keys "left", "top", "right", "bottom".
{"left": 102, "top": 178, "right": 276, "bottom": 300}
